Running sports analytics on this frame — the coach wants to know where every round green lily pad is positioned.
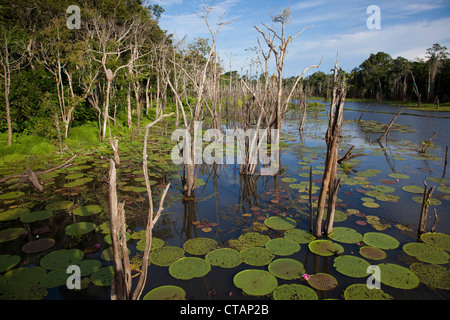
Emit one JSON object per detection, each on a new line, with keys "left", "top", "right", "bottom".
{"left": 328, "top": 227, "right": 363, "bottom": 244}
{"left": 0, "top": 208, "right": 29, "bottom": 222}
{"left": 402, "top": 185, "right": 424, "bottom": 194}
{"left": 334, "top": 255, "right": 371, "bottom": 278}
{"left": 308, "top": 240, "right": 344, "bottom": 257}
{"left": 344, "top": 283, "right": 393, "bottom": 300}
{"left": 0, "top": 254, "right": 21, "bottom": 273}
{"left": 143, "top": 285, "right": 186, "bottom": 300}
{"left": 375, "top": 263, "right": 420, "bottom": 289}
{"left": 420, "top": 232, "right": 450, "bottom": 251}
{"left": 410, "top": 262, "right": 450, "bottom": 290}
{"left": 426, "top": 177, "right": 450, "bottom": 184}
{"left": 307, "top": 273, "right": 338, "bottom": 291}
{"left": 40, "top": 269, "right": 69, "bottom": 288}
{"left": 240, "top": 246, "right": 275, "bottom": 266}
{"left": 412, "top": 196, "right": 442, "bottom": 205}
{"left": 183, "top": 237, "right": 218, "bottom": 255}
{"left": 73, "top": 205, "right": 102, "bottom": 216}
{"left": 63, "top": 177, "right": 93, "bottom": 188}
{"left": 362, "top": 201, "right": 380, "bottom": 208}
{"left": 268, "top": 258, "right": 305, "bottom": 280}
{"left": 22, "top": 238, "right": 55, "bottom": 253}
{"left": 20, "top": 210, "right": 53, "bottom": 223}
{"left": 363, "top": 232, "right": 400, "bottom": 250}
{"left": 0, "top": 191, "right": 25, "bottom": 200}
{"left": 65, "top": 222, "right": 96, "bottom": 236}
{"left": 281, "top": 177, "right": 297, "bottom": 183}
{"left": 65, "top": 173, "right": 85, "bottom": 180}
{"left": 437, "top": 186, "right": 450, "bottom": 194}
{"left": 359, "top": 246, "right": 387, "bottom": 260}
{"left": 45, "top": 200, "right": 73, "bottom": 211}
{"left": 205, "top": 248, "right": 242, "bottom": 268}
{"left": 40, "top": 249, "right": 84, "bottom": 270}
{"left": 0, "top": 267, "right": 46, "bottom": 293}
{"left": 169, "top": 257, "right": 211, "bottom": 280}
{"left": 264, "top": 216, "right": 297, "bottom": 230}
{"left": 284, "top": 228, "right": 316, "bottom": 244}
{"left": 79, "top": 259, "right": 102, "bottom": 276}
{"left": 273, "top": 283, "right": 318, "bottom": 300}
{"left": 90, "top": 266, "right": 114, "bottom": 286}
{"left": 149, "top": 246, "right": 185, "bottom": 267}
{"left": 238, "top": 232, "right": 270, "bottom": 247}
{"left": 265, "top": 238, "right": 300, "bottom": 256}
{"left": 136, "top": 237, "right": 165, "bottom": 252}
{"left": 0, "top": 227, "right": 25, "bottom": 243}
{"left": 402, "top": 242, "right": 449, "bottom": 264}
{"left": 233, "top": 269, "right": 278, "bottom": 296}
{"left": 388, "top": 173, "right": 410, "bottom": 180}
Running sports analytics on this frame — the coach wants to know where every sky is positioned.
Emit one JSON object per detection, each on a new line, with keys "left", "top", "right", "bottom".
{"left": 149, "top": 0, "right": 450, "bottom": 77}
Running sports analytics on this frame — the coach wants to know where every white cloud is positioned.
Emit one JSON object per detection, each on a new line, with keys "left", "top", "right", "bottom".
{"left": 150, "top": 0, "right": 183, "bottom": 6}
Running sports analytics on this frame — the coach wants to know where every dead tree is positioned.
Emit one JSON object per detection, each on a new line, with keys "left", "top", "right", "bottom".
{"left": 376, "top": 109, "right": 402, "bottom": 142}
{"left": 419, "top": 132, "right": 437, "bottom": 153}
{"left": 314, "top": 57, "right": 346, "bottom": 237}
{"left": 417, "top": 181, "right": 436, "bottom": 236}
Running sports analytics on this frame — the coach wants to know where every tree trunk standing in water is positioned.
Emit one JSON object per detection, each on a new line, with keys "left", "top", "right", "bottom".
{"left": 314, "top": 58, "right": 346, "bottom": 237}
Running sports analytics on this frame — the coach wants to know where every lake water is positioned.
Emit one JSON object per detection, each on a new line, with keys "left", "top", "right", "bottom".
{"left": 0, "top": 100, "right": 449, "bottom": 300}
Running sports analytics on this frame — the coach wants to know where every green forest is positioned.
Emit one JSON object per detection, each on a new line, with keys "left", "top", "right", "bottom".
{"left": 1, "top": 0, "right": 449, "bottom": 159}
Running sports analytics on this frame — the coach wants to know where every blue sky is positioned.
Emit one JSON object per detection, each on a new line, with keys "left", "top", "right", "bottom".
{"left": 150, "top": 0, "right": 450, "bottom": 77}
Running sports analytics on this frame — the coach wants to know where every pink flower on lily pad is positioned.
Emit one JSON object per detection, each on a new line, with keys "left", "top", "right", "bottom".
{"left": 302, "top": 273, "right": 310, "bottom": 281}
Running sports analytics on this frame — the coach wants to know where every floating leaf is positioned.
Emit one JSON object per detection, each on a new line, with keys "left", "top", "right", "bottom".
{"left": 90, "top": 266, "right": 114, "bottom": 286}
{"left": 0, "top": 267, "right": 46, "bottom": 293}
{"left": 65, "top": 173, "right": 85, "bottom": 180}
{"left": 40, "top": 249, "right": 84, "bottom": 270}
{"left": 20, "top": 210, "right": 53, "bottom": 223}
{"left": 149, "top": 246, "right": 185, "bottom": 267}
{"left": 410, "top": 262, "right": 450, "bottom": 290}
{"left": 240, "top": 246, "right": 275, "bottom": 266}
{"left": 40, "top": 269, "right": 69, "bottom": 288}
{"left": 359, "top": 246, "right": 387, "bottom": 260}
{"left": 344, "top": 283, "right": 393, "bottom": 300}
{"left": 362, "top": 201, "right": 380, "bottom": 208}
{"left": 334, "top": 255, "right": 371, "bottom": 278}
{"left": 273, "top": 284, "right": 318, "bottom": 300}
{"left": 22, "top": 238, "right": 55, "bottom": 254}
{"left": 238, "top": 232, "right": 270, "bottom": 247}
{"left": 402, "top": 185, "right": 424, "bottom": 194}
{"left": 388, "top": 173, "right": 410, "bottom": 180}
{"left": 412, "top": 196, "right": 442, "bottom": 205}
{"left": 0, "top": 254, "right": 21, "bottom": 273}
{"left": 308, "top": 240, "right": 344, "bottom": 257}
{"left": 284, "top": 229, "right": 316, "bottom": 244}
{"left": 233, "top": 269, "right": 278, "bottom": 296}
{"left": 63, "top": 177, "right": 93, "bottom": 188}
{"left": 205, "top": 248, "right": 242, "bottom": 268}
{"left": 0, "top": 208, "right": 29, "bottom": 222}
{"left": 420, "top": 232, "right": 450, "bottom": 251}
{"left": 363, "top": 232, "right": 399, "bottom": 250}
{"left": 65, "top": 222, "right": 96, "bottom": 236}
{"left": 0, "top": 191, "right": 24, "bottom": 200}
{"left": 328, "top": 227, "right": 363, "bottom": 244}
{"left": 375, "top": 263, "right": 420, "bottom": 289}
{"left": 437, "top": 186, "right": 450, "bottom": 194}
{"left": 265, "top": 238, "right": 300, "bottom": 256}
{"left": 45, "top": 200, "right": 73, "bottom": 211}
{"left": 169, "top": 257, "right": 211, "bottom": 280}
{"left": 0, "top": 227, "right": 25, "bottom": 243}
{"left": 281, "top": 177, "right": 297, "bottom": 183}
{"left": 307, "top": 273, "right": 338, "bottom": 291}
{"left": 264, "top": 216, "right": 297, "bottom": 230}
{"left": 73, "top": 205, "right": 102, "bottom": 216}
{"left": 183, "top": 237, "right": 218, "bottom": 255}
{"left": 402, "top": 242, "right": 449, "bottom": 264}
{"left": 268, "top": 258, "right": 305, "bottom": 280}
{"left": 143, "top": 285, "right": 186, "bottom": 300}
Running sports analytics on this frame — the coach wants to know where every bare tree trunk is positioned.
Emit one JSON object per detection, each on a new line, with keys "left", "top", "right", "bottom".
{"left": 418, "top": 181, "right": 435, "bottom": 236}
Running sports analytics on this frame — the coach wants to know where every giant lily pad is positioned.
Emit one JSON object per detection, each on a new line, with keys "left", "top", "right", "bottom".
{"left": 205, "top": 248, "right": 242, "bottom": 268}
{"left": 328, "top": 227, "right": 363, "bottom": 244}
{"left": 90, "top": 266, "right": 114, "bottom": 286}
{"left": 0, "top": 208, "right": 29, "bottom": 222}
{"left": 63, "top": 177, "right": 93, "bottom": 188}
{"left": 307, "top": 273, "right": 338, "bottom": 291}
{"left": 402, "top": 242, "right": 449, "bottom": 264}
{"left": 0, "top": 254, "right": 20, "bottom": 273}
{"left": 308, "top": 240, "right": 344, "bottom": 257}
{"left": 237, "top": 232, "right": 270, "bottom": 248}
{"left": 420, "top": 232, "right": 450, "bottom": 251}
{"left": 272, "top": 283, "right": 318, "bottom": 300}
{"left": 183, "top": 237, "right": 218, "bottom": 255}
{"left": 45, "top": 200, "right": 73, "bottom": 211}
{"left": 65, "top": 222, "right": 96, "bottom": 236}
{"left": 143, "top": 285, "right": 186, "bottom": 300}
{"left": 363, "top": 232, "right": 399, "bottom": 250}
{"left": 402, "top": 185, "right": 424, "bottom": 194}
{"left": 333, "top": 255, "right": 371, "bottom": 278}
{"left": 264, "top": 216, "right": 297, "bottom": 230}
{"left": 410, "top": 262, "right": 450, "bottom": 290}
{"left": 268, "top": 258, "right": 305, "bottom": 280}
{"left": 344, "top": 283, "right": 393, "bottom": 300}
{"left": 240, "top": 246, "right": 275, "bottom": 266}
{"left": 0, "top": 227, "right": 25, "bottom": 243}
{"left": 359, "top": 246, "right": 387, "bottom": 260}
{"left": 20, "top": 210, "right": 53, "bottom": 223}
{"left": 233, "top": 269, "right": 278, "bottom": 296}
{"left": 388, "top": 173, "right": 410, "bottom": 180}
{"left": 0, "top": 267, "right": 46, "bottom": 293}
{"left": 73, "top": 205, "right": 102, "bottom": 217}
{"left": 0, "top": 191, "right": 25, "bottom": 200}
{"left": 22, "top": 238, "right": 55, "bottom": 253}
{"left": 437, "top": 186, "right": 450, "bottom": 194}
{"left": 149, "top": 246, "right": 185, "bottom": 267}
{"left": 40, "top": 249, "right": 84, "bottom": 270}
{"left": 265, "top": 238, "right": 300, "bottom": 256}
{"left": 168, "top": 257, "right": 211, "bottom": 280}
{"left": 375, "top": 263, "right": 420, "bottom": 289}
{"left": 284, "top": 229, "right": 316, "bottom": 244}
{"left": 40, "top": 269, "right": 69, "bottom": 288}
{"left": 412, "top": 196, "right": 442, "bottom": 205}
